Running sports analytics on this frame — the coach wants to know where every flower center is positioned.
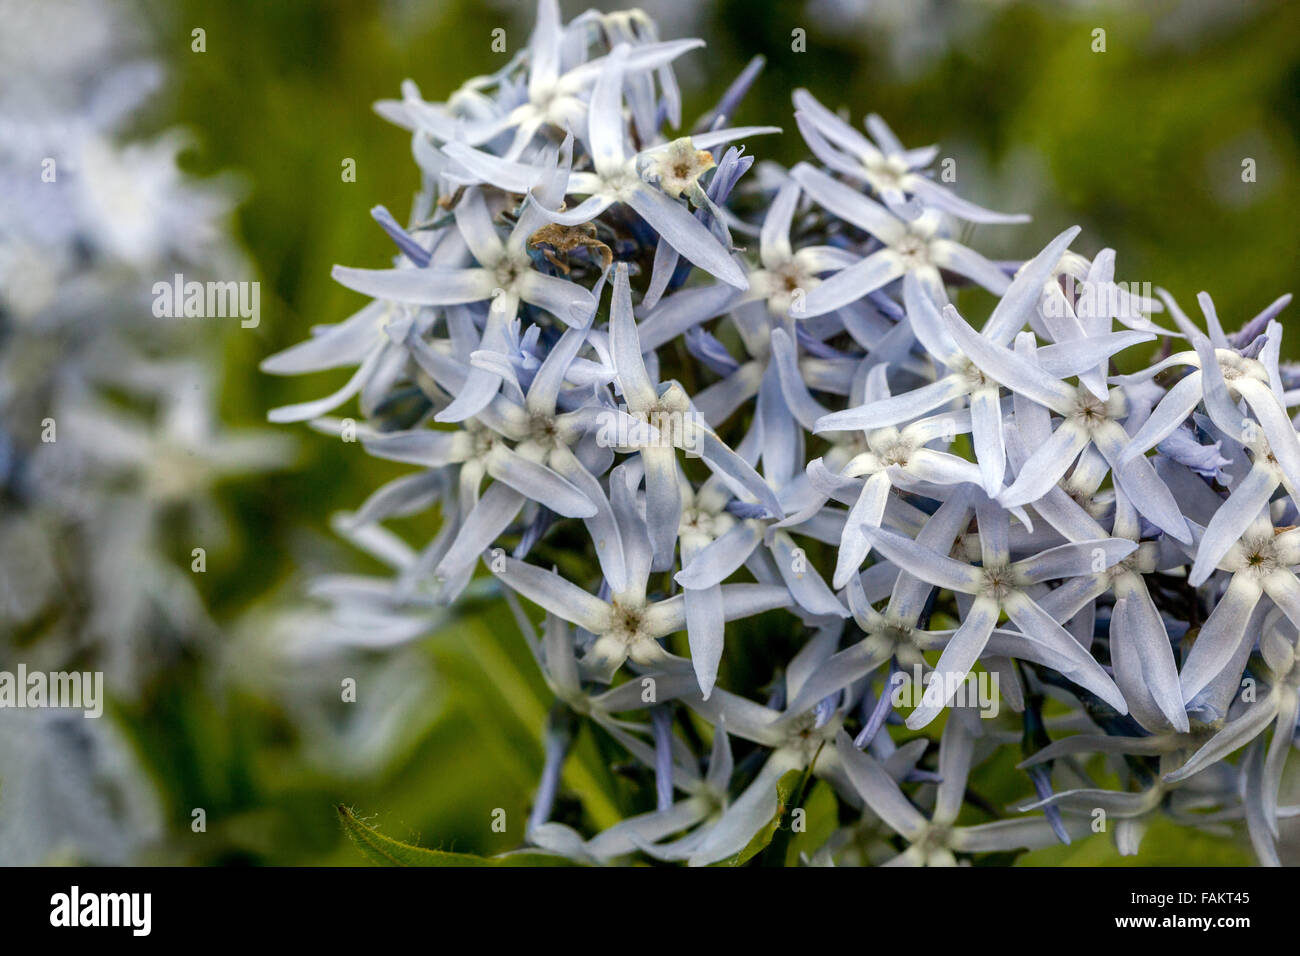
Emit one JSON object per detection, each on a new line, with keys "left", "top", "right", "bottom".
{"left": 762, "top": 262, "right": 815, "bottom": 316}
{"left": 529, "top": 412, "right": 561, "bottom": 449}
{"left": 608, "top": 599, "right": 647, "bottom": 642}
{"left": 879, "top": 440, "right": 912, "bottom": 467}
{"left": 893, "top": 233, "right": 931, "bottom": 268}
{"left": 639, "top": 384, "right": 694, "bottom": 446}
{"left": 1240, "top": 536, "right": 1279, "bottom": 577}
{"left": 980, "top": 564, "right": 1014, "bottom": 601}
{"left": 785, "top": 713, "right": 831, "bottom": 761}
{"left": 493, "top": 257, "right": 525, "bottom": 291}
{"left": 1071, "top": 392, "right": 1110, "bottom": 431}
{"left": 918, "top": 824, "right": 952, "bottom": 853}
{"left": 865, "top": 156, "right": 909, "bottom": 191}
{"left": 643, "top": 138, "right": 715, "bottom": 201}
{"left": 680, "top": 507, "right": 722, "bottom": 537}
{"left": 469, "top": 424, "right": 498, "bottom": 457}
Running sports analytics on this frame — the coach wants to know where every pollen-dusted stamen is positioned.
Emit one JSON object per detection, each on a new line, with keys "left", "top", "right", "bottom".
{"left": 980, "top": 564, "right": 1013, "bottom": 602}
{"left": 468, "top": 421, "right": 500, "bottom": 457}
{"left": 645, "top": 137, "right": 716, "bottom": 203}
{"left": 875, "top": 619, "right": 925, "bottom": 666}
{"left": 610, "top": 599, "right": 646, "bottom": 639}
{"left": 779, "top": 267, "right": 804, "bottom": 293}
{"left": 637, "top": 383, "right": 697, "bottom": 448}
{"left": 1070, "top": 392, "right": 1108, "bottom": 430}
{"left": 783, "top": 712, "right": 834, "bottom": 762}
{"left": 763, "top": 261, "right": 816, "bottom": 315}
{"left": 878, "top": 439, "right": 913, "bottom": 468}
{"left": 1239, "top": 535, "right": 1280, "bottom": 577}
{"left": 529, "top": 411, "right": 561, "bottom": 449}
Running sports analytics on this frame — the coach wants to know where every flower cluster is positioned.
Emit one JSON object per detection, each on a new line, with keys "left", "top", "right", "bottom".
{"left": 269, "top": 0, "right": 1300, "bottom": 865}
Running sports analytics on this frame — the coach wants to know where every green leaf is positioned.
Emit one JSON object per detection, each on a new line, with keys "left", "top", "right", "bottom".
{"left": 1017, "top": 815, "right": 1254, "bottom": 867}
{"left": 337, "top": 805, "right": 574, "bottom": 867}
{"left": 761, "top": 760, "right": 821, "bottom": 867}
{"left": 715, "top": 770, "right": 804, "bottom": 867}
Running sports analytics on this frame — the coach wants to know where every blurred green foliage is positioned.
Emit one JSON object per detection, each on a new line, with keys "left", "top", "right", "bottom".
{"left": 119, "top": 0, "right": 1298, "bottom": 864}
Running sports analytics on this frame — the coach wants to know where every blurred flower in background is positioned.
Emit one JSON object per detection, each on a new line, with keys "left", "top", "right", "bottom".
{"left": 0, "top": 0, "right": 289, "bottom": 863}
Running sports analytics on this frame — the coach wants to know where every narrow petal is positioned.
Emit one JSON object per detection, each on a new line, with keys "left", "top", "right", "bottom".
{"left": 550, "top": 447, "right": 628, "bottom": 593}
{"left": 815, "top": 375, "right": 965, "bottom": 433}
{"left": 860, "top": 525, "right": 984, "bottom": 595}
{"left": 643, "top": 445, "right": 682, "bottom": 570}
{"left": 1094, "top": 422, "right": 1192, "bottom": 544}
{"left": 1163, "top": 695, "right": 1281, "bottom": 784}
{"left": 791, "top": 163, "right": 905, "bottom": 244}
{"left": 518, "top": 271, "right": 595, "bottom": 327}
{"left": 685, "top": 584, "right": 726, "bottom": 699}
{"left": 801, "top": 249, "right": 906, "bottom": 317}
{"left": 1014, "top": 538, "right": 1137, "bottom": 583}
{"left": 485, "top": 447, "right": 598, "bottom": 518}
{"left": 929, "top": 240, "right": 1011, "bottom": 295}
{"left": 970, "top": 386, "right": 1006, "bottom": 495}
{"left": 675, "top": 521, "right": 763, "bottom": 589}
{"left": 1110, "top": 582, "right": 1190, "bottom": 733}
{"left": 1003, "top": 592, "right": 1127, "bottom": 712}
{"left": 626, "top": 183, "right": 748, "bottom": 289}
{"left": 906, "top": 175, "right": 1030, "bottom": 226}
{"left": 834, "top": 731, "right": 929, "bottom": 839}
{"left": 260, "top": 302, "right": 384, "bottom": 374}
{"left": 688, "top": 750, "right": 803, "bottom": 866}
{"left": 435, "top": 482, "right": 526, "bottom": 581}
{"left": 786, "top": 640, "right": 891, "bottom": 718}
{"left": 905, "top": 597, "right": 998, "bottom": 729}
{"left": 951, "top": 817, "right": 1086, "bottom": 853}
{"left": 1189, "top": 464, "right": 1276, "bottom": 587}
{"left": 1179, "top": 574, "right": 1263, "bottom": 705}
{"left": 331, "top": 264, "right": 492, "bottom": 305}
{"left": 933, "top": 716, "right": 976, "bottom": 825}
{"left": 772, "top": 531, "right": 849, "bottom": 618}
{"left": 609, "top": 263, "right": 658, "bottom": 410}
{"left": 834, "top": 472, "right": 892, "bottom": 590}
{"left": 496, "top": 558, "right": 611, "bottom": 633}
{"left": 361, "top": 429, "right": 470, "bottom": 467}
{"left": 1121, "top": 372, "right": 1204, "bottom": 462}
{"left": 941, "top": 305, "right": 1075, "bottom": 413}
{"left": 267, "top": 344, "right": 385, "bottom": 423}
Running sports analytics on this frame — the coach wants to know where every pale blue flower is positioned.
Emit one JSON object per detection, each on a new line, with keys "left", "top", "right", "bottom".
{"left": 837, "top": 715, "right": 1085, "bottom": 866}
{"left": 789, "top": 161, "right": 1014, "bottom": 314}
{"left": 861, "top": 497, "right": 1132, "bottom": 728}
{"left": 792, "top": 87, "right": 1029, "bottom": 224}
